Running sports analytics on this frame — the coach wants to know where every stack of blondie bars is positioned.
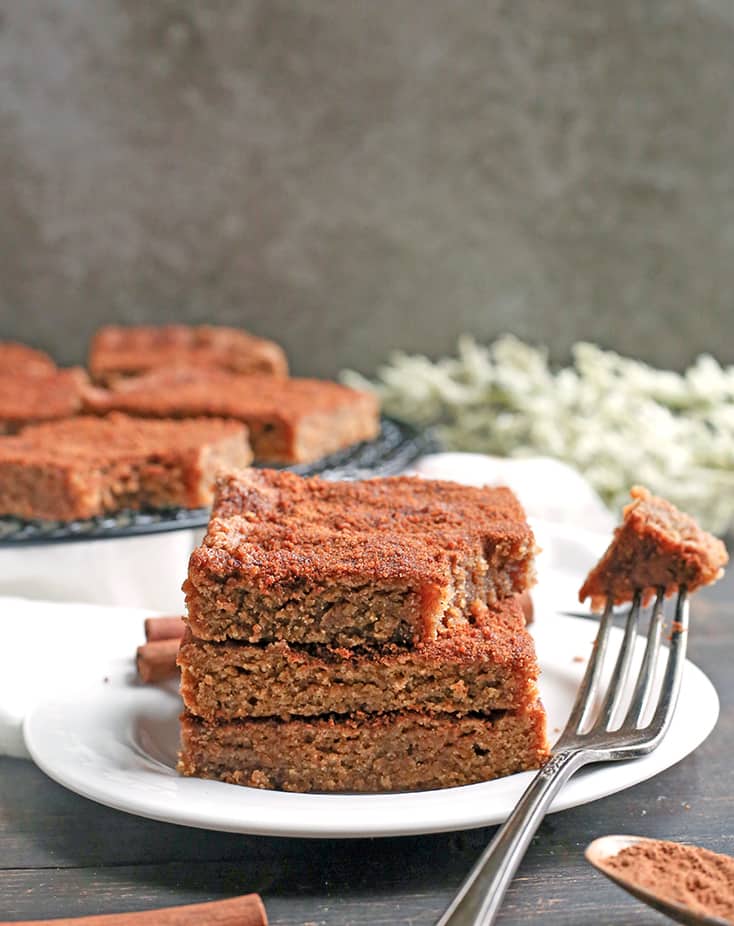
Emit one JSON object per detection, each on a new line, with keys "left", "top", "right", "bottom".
{"left": 177, "top": 469, "right": 549, "bottom": 792}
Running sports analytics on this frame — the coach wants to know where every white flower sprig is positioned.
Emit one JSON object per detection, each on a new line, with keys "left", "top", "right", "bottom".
{"left": 343, "top": 336, "right": 734, "bottom": 533}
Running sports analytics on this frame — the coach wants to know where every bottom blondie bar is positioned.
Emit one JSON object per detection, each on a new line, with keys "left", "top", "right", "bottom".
{"left": 178, "top": 702, "right": 549, "bottom": 793}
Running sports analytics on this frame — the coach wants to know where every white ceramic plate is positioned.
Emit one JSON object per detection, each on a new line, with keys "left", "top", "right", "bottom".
{"left": 23, "top": 607, "right": 719, "bottom": 839}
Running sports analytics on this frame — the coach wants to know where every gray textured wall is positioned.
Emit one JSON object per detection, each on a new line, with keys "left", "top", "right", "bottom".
{"left": 1, "top": 0, "right": 734, "bottom": 376}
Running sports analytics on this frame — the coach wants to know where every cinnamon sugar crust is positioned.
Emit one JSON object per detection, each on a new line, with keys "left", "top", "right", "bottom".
{"left": 89, "top": 324, "right": 288, "bottom": 383}
{"left": 579, "top": 485, "right": 728, "bottom": 610}
{"left": 179, "top": 597, "right": 540, "bottom": 721}
{"left": 185, "top": 470, "right": 537, "bottom": 645}
{"left": 0, "top": 368, "right": 88, "bottom": 434}
{"left": 178, "top": 702, "right": 550, "bottom": 793}
{"left": 82, "top": 367, "right": 380, "bottom": 464}
{"left": 0, "top": 413, "right": 252, "bottom": 520}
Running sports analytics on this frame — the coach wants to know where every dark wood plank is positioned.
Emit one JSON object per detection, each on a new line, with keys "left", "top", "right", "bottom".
{"left": 0, "top": 859, "right": 672, "bottom": 924}
{"left": 1, "top": 574, "right": 731, "bottom": 924}
{"left": 1, "top": 842, "right": 697, "bottom": 926}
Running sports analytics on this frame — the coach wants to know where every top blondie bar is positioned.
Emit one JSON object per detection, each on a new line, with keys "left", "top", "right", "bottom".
{"left": 185, "top": 469, "right": 537, "bottom": 646}
{"left": 88, "top": 324, "right": 288, "bottom": 383}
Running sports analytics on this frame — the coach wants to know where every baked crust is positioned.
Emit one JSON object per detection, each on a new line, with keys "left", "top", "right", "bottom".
{"left": 0, "top": 413, "right": 252, "bottom": 520}
{"left": 579, "top": 485, "right": 728, "bottom": 610}
{"left": 184, "top": 470, "right": 537, "bottom": 645}
{"left": 82, "top": 367, "right": 380, "bottom": 464}
{"left": 88, "top": 324, "right": 288, "bottom": 383}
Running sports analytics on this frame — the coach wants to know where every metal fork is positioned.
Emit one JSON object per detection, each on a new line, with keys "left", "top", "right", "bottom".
{"left": 436, "top": 585, "right": 689, "bottom": 926}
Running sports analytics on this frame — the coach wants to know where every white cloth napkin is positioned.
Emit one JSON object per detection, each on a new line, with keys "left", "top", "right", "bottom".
{"left": 0, "top": 453, "right": 614, "bottom": 760}
{"left": 0, "top": 598, "right": 150, "bottom": 758}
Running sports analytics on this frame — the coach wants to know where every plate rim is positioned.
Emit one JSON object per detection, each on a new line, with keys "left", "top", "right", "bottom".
{"left": 23, "top": 614, "right": 720, "bottom": 839}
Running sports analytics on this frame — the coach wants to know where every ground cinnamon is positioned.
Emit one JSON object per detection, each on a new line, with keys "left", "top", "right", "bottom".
{"left": 604, "top": 840, "right": 734, "bottom": 923}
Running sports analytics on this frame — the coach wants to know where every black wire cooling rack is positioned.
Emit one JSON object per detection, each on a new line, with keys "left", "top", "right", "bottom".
{"left": 0, "top": 417, "right": 437, "bottom": 547}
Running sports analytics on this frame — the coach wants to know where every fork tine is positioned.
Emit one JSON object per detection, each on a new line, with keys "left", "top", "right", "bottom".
{"left": 597, "top": 591, "right": 642, "bottom": 730}
{"left": 435, "top": 580, "right": 696, "bottom": 926}
{"left": 563, "top": 597, "right": 615, "bottom": 735}
{"left": 647, "top": 586, "right": 689, "bottom": 739}
{"left": 621, "top": 588, "right": 666, "bottom": 730}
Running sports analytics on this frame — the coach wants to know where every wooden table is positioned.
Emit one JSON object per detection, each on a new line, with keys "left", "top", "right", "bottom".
{"left": 1, "top": 574, "right": 732, "bottom": 925}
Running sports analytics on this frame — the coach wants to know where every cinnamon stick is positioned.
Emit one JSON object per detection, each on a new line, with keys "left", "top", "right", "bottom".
{"left": 144, "top": 615, "right": 186, "bottom": 642}
{"left": 0, "top": 894, "right": 267, "bottom": 926}
{"left": 518, "top": 590, "right": 534, "bottom": 625}
{"left": 136, "top": 638, "right": 180, "bottom": 683}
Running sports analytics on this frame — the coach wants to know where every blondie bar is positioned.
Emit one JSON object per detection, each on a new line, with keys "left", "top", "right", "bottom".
{"left": 89, "top": 324, "right": 288, "bottom": 383}
{"left": 0, "top": 341, "right": 57, "bottom": 377}
{"left": 184, "top": 470, "right": 537, "bottom": 646}
{"left": 83, "top": 368, "right": 379, "bottom": 464}
{"left": 178, "top": 702, "right": 549, "bottom": 793}
{"left": 0, "top": 368, "right": 87, "bottom": 434}
{"left": 0, "top": 414, "right": 251, "bottom": 520}
{"left": 178, "top": 596, "right": 539, "bottom": 720}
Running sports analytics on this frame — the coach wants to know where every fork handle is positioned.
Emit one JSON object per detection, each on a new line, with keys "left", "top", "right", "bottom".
{"left": 436, "top": 749, "right": 588, "bottom": 926}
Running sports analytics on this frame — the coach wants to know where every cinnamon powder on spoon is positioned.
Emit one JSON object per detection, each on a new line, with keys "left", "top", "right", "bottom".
{"left": 604, "top": 840, "right": 734, "bottom": 923}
